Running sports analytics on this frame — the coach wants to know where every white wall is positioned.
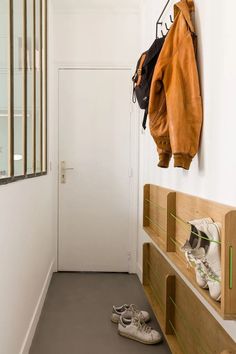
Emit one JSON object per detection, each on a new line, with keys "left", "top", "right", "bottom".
{"left": 138, "top": 0, "right": 236, "bottom": 341}
{"left": 0, "top": 154, "right": 56, "bottom": 352}
{"left": 51, "top": 0, "right": 141, "bottom": 67}
{"left": 0, "top": 177, "right": 56, "bottom": 354}
{"left": 0, "top": 9, "right": 57, "bottom": 351}
{"left": 0, "top": 1, "right": 141, "bottom": 353}
{"left": 50, "top": 0, "right": 141, "bottom": 273}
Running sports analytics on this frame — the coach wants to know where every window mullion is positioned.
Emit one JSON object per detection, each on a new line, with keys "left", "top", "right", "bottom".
{"left": 9, "top": 0, "right": 14, "bottom": 177}
{"left": 32, "top": 0, "right": 36, "bottom": 173}
{"left": 44, "top": 0, "right": 47, "bottom": 172}
{"left": 39, "top": 0, "right": 43, "bottom": 172}
{"left": 23, "top": 0, "right": 27, "bottom": 175}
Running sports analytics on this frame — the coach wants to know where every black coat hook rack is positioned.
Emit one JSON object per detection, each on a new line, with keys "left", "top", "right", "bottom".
{"left": 156, "top": 0, "right": 173, "bottom": 38}
{"left": 165, "top": 23, "right": 170, "bottom": 31}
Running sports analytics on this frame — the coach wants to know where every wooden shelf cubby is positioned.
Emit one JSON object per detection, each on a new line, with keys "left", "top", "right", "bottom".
{"left": 143, "top": 184, "right": 176, "bottom": 252}
{"left": 143, "top": 243, "right": 236, "bottom": 354}
{"left": 143, "top": 184, "right": 236, "bottom": 320}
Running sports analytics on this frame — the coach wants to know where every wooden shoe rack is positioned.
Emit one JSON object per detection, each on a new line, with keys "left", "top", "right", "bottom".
{"left": 143, "top": 243, "right": 236, "bottom": 354}
{"left": 143, "top": 184, "right": 236, "bottom": 319}
{"left": 142, "top": 184, "right": 236, "bottom": 353}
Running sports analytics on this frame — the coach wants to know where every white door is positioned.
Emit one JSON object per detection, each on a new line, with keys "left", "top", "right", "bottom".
{"left": 58, "top": 69, "right": 133, "bottom": 272}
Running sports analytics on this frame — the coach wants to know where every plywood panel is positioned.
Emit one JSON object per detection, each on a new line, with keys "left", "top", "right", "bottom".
{"left": 143, "top": 243, "right": 236, "bottom": 354}
{"left": 174, "top": 192, "right": 232, "bottom": 272}
{"left": 143, "top": 185, "right": 236, "bottom": 319}
{"left": 143, "top": 184, "right": 174, "bottom": 251}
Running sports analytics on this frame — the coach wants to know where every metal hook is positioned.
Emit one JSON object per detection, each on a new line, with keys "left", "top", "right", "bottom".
{"left": 156, "top": 0, "right": 171, "bottom": 38}
{"left": 170, "top": 14, "right": 174, "bottom": 23}
{"left": 161, "top": 29, "right": 165, "bottom": 37}
{"left": 156, "top": 21, "right": 162, "bottom": 39}
{"left": 165, "top": 23, "right": 170, "bottom": 31}
{"left": 156, "top": 0, "right": 171, "bottom": 24}
{"left": 156, "top": 23, "right": 159, "bottom": 38}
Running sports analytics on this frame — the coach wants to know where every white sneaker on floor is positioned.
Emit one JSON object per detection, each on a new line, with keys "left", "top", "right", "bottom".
{"left": 111, "top": 304, "right": 150, "bottom": 324}
{"left": 118, "top": 314, "right": 162, "bottom": 345}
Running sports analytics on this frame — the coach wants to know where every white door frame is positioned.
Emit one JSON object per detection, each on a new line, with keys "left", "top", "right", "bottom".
{"left": 55, "top": 64, "right": 139, "bottom": 274}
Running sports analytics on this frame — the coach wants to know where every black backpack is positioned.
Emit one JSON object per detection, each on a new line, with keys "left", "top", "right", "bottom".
{"left": 132, "top": 37, "right": 165, "bottom": 129}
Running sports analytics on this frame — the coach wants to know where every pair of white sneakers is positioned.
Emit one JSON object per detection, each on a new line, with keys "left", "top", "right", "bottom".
{"left": 111, "top": 304, "right": 162, "bottom": 345}
{"left": 181, "top": 218, "right": 221, "bottom": 301}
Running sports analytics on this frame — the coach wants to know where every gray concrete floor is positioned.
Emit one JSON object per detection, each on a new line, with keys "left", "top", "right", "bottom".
{"left": 30, "top": 273, "right": 171, "bottom": 354}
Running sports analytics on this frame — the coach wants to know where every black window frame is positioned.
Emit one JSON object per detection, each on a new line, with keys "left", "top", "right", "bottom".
{"left": 0, "top": 0, "right": 47, "bottom": 185}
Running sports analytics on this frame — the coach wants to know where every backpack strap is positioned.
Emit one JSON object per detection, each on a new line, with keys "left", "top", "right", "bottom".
{"left": 136, "top": 53, "right": 147, "bottom": 86}
{"left": 142, "top": 109, "right": 148, "bottom": 130}
{"left": 132, "top": 86, "right": 136, "bottom": 103}
{"left": 132, "top": 52, "right": 147, "bottom": 103}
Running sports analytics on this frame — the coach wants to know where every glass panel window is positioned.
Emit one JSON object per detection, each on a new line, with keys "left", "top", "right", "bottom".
{"left": 0, "top": 0, "right": 47, "bottom": 185}
{"left": 27, "top": 0, "right": 33, "bottom": 174}
{"left": 42, "top": 0, "right": 47, "bottom": 172}
{"left": 35, "top": 0, "right": 41, "bottom": 173}
{"left": 0, "top": 0, "right": 9, "bottom": 179}
{"left": 13, "top": 0, "right": 24, "bottom": 176}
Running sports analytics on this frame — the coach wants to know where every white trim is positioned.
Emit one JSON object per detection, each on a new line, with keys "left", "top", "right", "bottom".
{"left": 56, "top": 68, "right": 60, "bottom": 271}
{"left": 19, "top": 260, "right": 55, "bottom": 354}
{"left": 136, "top": 262, "right": 143, "bottom": 283}
{"left": 53, "top": 9, "right": 140, "bottom": 15}
{"left": 54, "top": 63, "right": 134, "bottom": 71}
{"left": 58, "top": 66, "right": 132, "bottom": 71}
{"left": 128, "top": 103, "right": 140, "bottom": 274}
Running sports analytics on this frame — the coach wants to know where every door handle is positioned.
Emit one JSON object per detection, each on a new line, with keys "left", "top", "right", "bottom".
{"left": 61, "top": 161, "right": 74, "bottom": 184}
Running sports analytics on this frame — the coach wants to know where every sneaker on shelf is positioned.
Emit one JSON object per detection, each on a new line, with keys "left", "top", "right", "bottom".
{"left": 194, "top": 221, "right": 222, "bottom": 301}
{"left": 182, "top": 219, "right": 221, "bottom": 301}
{"left": 118, "top": 314, "right": 162, "bottom": 345}
{"left": 186, "top": 218, "right": 213, "bottom": 248}
{"left": 111, "top": 304, "right": 150, "bottom": 324}
{"left": 183, "top": 243, "right": 208, "bottom": 289}
{"left": 182, "top": 218, "right": 213, "bottom": 289}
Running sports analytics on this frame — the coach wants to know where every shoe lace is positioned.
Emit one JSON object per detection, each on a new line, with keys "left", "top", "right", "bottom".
{"left": 133, "top": 316, "right": 152, "bottom": 333}
{"left": 201, "top": 259, "right": 221, "bottom": 283}
{"left": 182, "top": 246, "right": 221, "bottom": 283}
{"left": 129, "top": 304, "right": 138, "bottom": 312}
{"left": 129, "top": 304, "right": 142, "bottom": 317}
{"left": 181, "top": 242, "right": 199, "bottom": 269}
{"left": 184, "top": 251, "right": 197, "bottom": 269}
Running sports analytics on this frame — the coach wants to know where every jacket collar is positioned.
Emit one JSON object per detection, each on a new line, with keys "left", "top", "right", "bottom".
{"left": 174, "top": 0, "right": 195, "bottom": 33}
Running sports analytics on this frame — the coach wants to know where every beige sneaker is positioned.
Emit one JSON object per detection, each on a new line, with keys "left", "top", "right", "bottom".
{"left": 182, "top": 219, "right": 221, "bottom": 301}
{"left": 118, "top": 314, "right": 162, "bottom": 345}
{"left": 194, "top": 222, "right": 221, "bottom": 301}
{"left": 182, "top": 218, "right": 213, "bottom": 289}
{"left": 111, "top": 304, "right": 150, "bottom": 324}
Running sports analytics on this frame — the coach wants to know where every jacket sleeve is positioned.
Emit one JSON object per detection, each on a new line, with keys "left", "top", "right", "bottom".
{"left": 163, "top": 32, "right": 203, "bottom": 170}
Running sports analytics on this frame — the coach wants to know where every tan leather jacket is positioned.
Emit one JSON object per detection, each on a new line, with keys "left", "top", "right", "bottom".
{"left": 148, "top": 0, "right": 202, "bottom": 170}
